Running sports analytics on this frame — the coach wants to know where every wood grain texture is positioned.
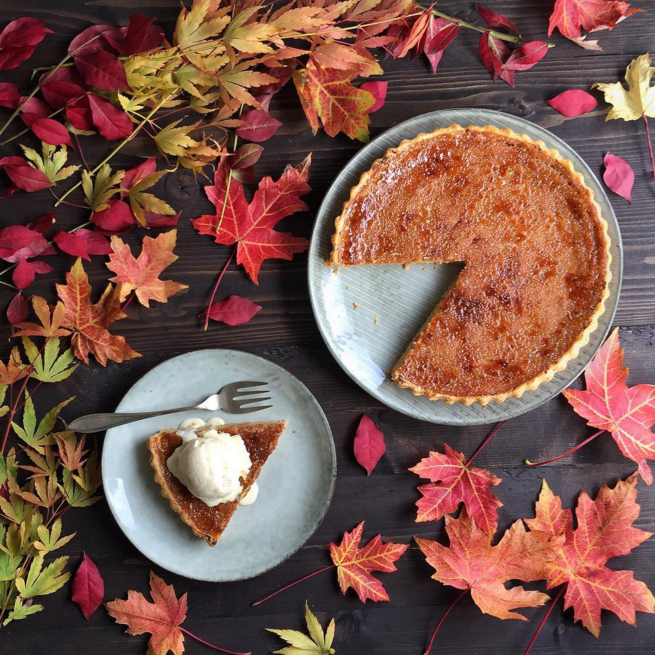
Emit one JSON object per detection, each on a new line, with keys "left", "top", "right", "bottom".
{"left": 1, "top": 1, "right": 655, "bottom": 654}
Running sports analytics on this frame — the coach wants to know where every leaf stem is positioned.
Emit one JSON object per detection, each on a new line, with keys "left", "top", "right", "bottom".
{"left": 431, "top": 8, "right": 517, "bottom": 44}
{"left": 179, "top": 627, "right": 251, "bottom": 655}
{"left": 54, "top": 94, "right": 175, "bottom": 207}
{"left": 466, "top": 420, "right": 506, "bottom": 466}
{"left": 203, "top": 248, "right": 235, "bottom": 331}
{"left": 644, "top": 116, "right": 655, "bottom": 194}
{"left": 525, "top": 429, "right": 605, "bottom": 467}
{"left": 251, "top": 565, "right": 335, "bottom": 607}
{"left": 423, "top": 588, "right": 468, "bottom": 655}
{"left": 522, "top": 586, "right": 565, "bottom": 655}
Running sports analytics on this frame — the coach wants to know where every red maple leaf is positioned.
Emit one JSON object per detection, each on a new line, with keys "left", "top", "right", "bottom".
{"left": 56, "top": 258, "right": 140, "bottom": 366}
{"left": 192, "top": 156, "right": 311, "bottom": 284}
{"left": 563, "top": 328, "right": 655, "bottom": 484}
{"left": 410, "top": 444, "right": 502, "bottom": 535}
{"left": 106, "top": 571, "right": 249, "bottom": 655}
{"left": 330, "top": 521, "right": 408, "bottom": 603}
{"left": 548, "top": 0, "right": 641, "bottom": 49}
{"left": 526, "top": 474, "right": 655, "bottom": 638}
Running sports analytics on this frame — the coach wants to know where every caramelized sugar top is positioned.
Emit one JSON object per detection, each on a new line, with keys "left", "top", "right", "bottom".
{"left": 334, "top": 128, "right": 609, "bottom": 398}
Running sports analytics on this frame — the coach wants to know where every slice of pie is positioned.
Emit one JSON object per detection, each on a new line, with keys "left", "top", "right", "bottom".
{"left": 148, "top": 420, "right": 287, "bottom": 546}
{"left": 330, "top": 125, "right": 612, "bottom": 405}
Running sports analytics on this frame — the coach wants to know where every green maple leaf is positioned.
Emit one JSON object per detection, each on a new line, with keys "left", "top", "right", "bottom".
{"left": 82, "top": 164, "right": 125, "bottom": 212}
{"left": 15, "top": 555, "right": 69, "bottom": 599}
{"left": 127, "top": 170, "right": 176, "bottom": 226}
{"left": 2, "top": 597, "right": 43, "bottom": 626}
{"left": 62, "top": 450, "right": 102, "bottom": 507}
{"left": 153, "top": 119, "right": 201, "bottom": 156}
{"left": 23, "top": 338, "right": 77, "bottom": 384}
{"left": 20, "top": 144, "right": 79, "bottom": 184}
{"left": 11, "top": 395, "right": 73, "bottom": 451}
{"left": 268, "top": 603, "right": 336, "bottom": 655}
{"left": 34, "top": 520, "right": 75, "bottom": 555}
{"left": 173, "top": 0, "right": 230, "bottom": 47}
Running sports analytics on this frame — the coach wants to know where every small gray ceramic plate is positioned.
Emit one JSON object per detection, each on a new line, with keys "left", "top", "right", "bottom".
{"left": 308, "top": 109, "right": 622, "bottom": 426}
{"left": 102, "top": 349, "right": 336, "bottom": 582}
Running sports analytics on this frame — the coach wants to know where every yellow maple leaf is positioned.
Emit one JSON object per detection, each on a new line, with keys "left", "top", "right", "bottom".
{"left": 593, "top": 53, "right": 655, "bottom": 121}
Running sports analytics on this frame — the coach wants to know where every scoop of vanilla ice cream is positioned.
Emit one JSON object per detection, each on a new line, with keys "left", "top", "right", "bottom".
{"left": 167, "top": 428, "right": 252, "bottom": 507}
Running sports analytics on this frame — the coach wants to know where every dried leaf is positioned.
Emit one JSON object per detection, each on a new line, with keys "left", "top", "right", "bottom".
{"left": 360, "top": 81, "right": 387, "bottom": 113}
{"left": 593, "top": 53, "right": 655, "bottom": 121}
{"left": 235, "top": 108, "right": 282, "bottom": 142}
{"left": 603, "top": 153, "right": 634, "bottom": 202}
{"left": 7, "top": 293, "right": 29, "bottom": 325}
{"left": 423, "top": 17, "right": 459, "bottom": 73}
{"left": 200, "top": 295, "right": 262, "bottom": 326}
{"left": 74, "top": 50, "right": 129, "bottom": 91}
{"left": 526, "top": 474, "right": 655, "bottom": 637}
{"left": 353, "top": 415, "right": 385, "bottom": 475}
{"left": 330, "top": 521, "right": 408, "bottom": 602}
{"left": 192, "top": 156, "right": 311, "bottom": 283}
{"left": 72, "top": 553, "right": 104, "bottom": 620}
{"left": 546, "top": 89, "right": 598, "bottom": 116}
{"left": 410, "top": 444, "right": 502, "bottom": 535}
{"left": 88, "top": 94, "right": 133, "bottom": 140}
{"left": 103, "top": 14, "right": 164, "bottom": 56}
{"left": 106, "top": 230, "right": 188, "bottom": 307}
{"left": 56, "top": 258, "right": 140, "bottom": 365}
{"left": 563, "top": 328, "right": 655, "bottom": 483}
{"left": 54, "top": 229, "right": 112, "bottom": 261}
{"left": 477, "top": 5, "right": 520, "bottom": 33}
{"left": 268, "top": 603, "right": 336, "bottom": 654}
{"left": 416, "top": 511, "right": 553, "bottom": 621}
{"left": 0, "top": 17, "right": 53, "bottom": 71}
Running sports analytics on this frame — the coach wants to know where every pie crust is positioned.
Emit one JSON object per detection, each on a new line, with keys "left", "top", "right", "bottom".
{"left": 329, "top": 125, "right": 612, "bottom": 405}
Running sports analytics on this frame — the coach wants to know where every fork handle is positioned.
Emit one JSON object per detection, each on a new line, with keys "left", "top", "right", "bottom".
{"left": 68, "top": 405, "right": 202, "bottom": 433}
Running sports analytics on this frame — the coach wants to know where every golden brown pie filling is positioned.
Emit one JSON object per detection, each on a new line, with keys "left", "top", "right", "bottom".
{"left": 330, "top": 126, "right": 611, "bottom": 404}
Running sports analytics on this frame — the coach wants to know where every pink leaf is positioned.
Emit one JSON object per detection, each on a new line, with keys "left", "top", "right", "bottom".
{"left": 546, "top": 89, "right": 598, "bottom": 117}
{"left": 20, "top": 97, "right": 50, "bottom": 127}
{"left": 0, "top": 159, "right": 51, "bottom": 193}
{"left": 66, "top": 96, "right": 94, "bottom": 131}
{"left": 479, "top": 31, "right": 514, "bottom": 87}
{"left": 7, "top": 292, "right": 28, "bottom": 325}
{"left": 231, "top": 144, "right": 264, "bottom": 171}
{"left": 235, "top": 109, "right": 282, "bottom": 142}
{"left": 603, "top": 153, "right": 634, "bottom": 203}
{"left": 88, "top": 94, "right": 133, "bottom": 140}
{"left": 54, "top": 229, "right": 111, "bottom": 261}
{"left": 71, "top": 553, "right": 104, "bottom": 621}
{"left": 92, "top": 199, "right": 136, "bottom": 234}
{"left": 200, "top": 295, "right": 262, "bottom": 326}
{"left": 12, "top": 260, "right": 35, "bottom": 290}
{"left": 0, "top": 17, "right": 53, "bottom": 71}
{"left": 360, "top": 81, "right": 388, "bottom": 114}
{"left": 424, "top": 17, "right": 460, "bottom": 74}
{"left": 0, "top": 83, "right": 20, "bottom": 109}
{"left": 477, "top": 4, "right": 520, "bottom": 34}
{"left": 68, "top": 25, "right": 114, "bottom": 56}
{"left": 0, "top": 225, "right": 51, "bottom": 261}
{"left": 41, "top": 80, "right": 86, "bottom": 110}
{"left": 353, "top": 415, "right": 386, "bottom": 476}
{"left": 74, "top": 51, "right": 129, "bottom": 91}
{"left": 503, "top": 41, "right": 549, "bottom": 72}
{"left": 30, "top": 260, "right": 53, "bottom": 274}
{"left": 145, "top": 211, "right": 180, "bottom": 228}
{"left": 120, "top": 159, "right": 156, "bottom": 194}
{"left": 27, "top": 213, "right": 55, "bottom": 234}
{"left": 30, "top": 117, "right": 72, "bottom": 146}
{"left": 103, "top": 14, "right": 164, "bottom": 56}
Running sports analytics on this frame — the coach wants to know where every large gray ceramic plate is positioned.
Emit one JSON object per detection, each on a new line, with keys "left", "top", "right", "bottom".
{"left": 308, "top": 109, "right": 622, "bottom": 426}
{"left": 102, "top": 349, "right": 336, "bottom": 581}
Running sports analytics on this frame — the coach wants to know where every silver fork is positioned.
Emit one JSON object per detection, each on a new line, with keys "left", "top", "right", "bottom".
{"left": 67, "top": 381, "right": 271, "bottom": 433}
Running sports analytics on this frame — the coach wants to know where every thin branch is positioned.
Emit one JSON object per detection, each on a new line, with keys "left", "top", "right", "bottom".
{"left": 466, "top": 420, "right": 506, "bottom": 466}
{"left": 251, "top": 565, "right": 335, "bottom": 606}
{"left": 644, "top": 116, "right": 655, "bottom": 193}
{"left": 526, "top": 429, "right": 605, "bottom": 467}
{"left": 523, "top": 586, "right": 566, "bottom": 655}
{"left": 203, "top": 248, "right": 235, "bottom": 331}
{"left": 179, "top": 628, "right": 250, "bottom": 655}
{"left": 423, "top": 588, "right": 469, "bottom": 655}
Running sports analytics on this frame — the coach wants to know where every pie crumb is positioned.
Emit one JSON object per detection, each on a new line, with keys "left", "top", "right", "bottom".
{"left": 353, "top": 302, "right": 359, "bottom": 309}
{"left": 374, "top": 315, "right": 379, "bottom": 324}
{"left": 332, "top": 268, "right": 339, "bottom": 276}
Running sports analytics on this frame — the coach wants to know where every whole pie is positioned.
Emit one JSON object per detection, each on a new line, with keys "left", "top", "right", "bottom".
{"left": 329, "top": 125, "right": 611, "bottom": 405}
{"left": 148, "top": 420, "right": 286, "bottom": 545}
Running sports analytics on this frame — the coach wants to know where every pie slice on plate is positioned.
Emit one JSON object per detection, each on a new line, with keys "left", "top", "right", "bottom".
{"left": 148, "top": 420, "right": 287, "bottom": 546}
{"left": 329, "top": 124, "right": 611, "bottom": 405}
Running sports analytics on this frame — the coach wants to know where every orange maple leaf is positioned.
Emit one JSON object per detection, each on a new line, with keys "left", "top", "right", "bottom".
{"left": 192, "top": 156, "right": 311, "bottom": 284}
{"left": 330, "top": 521, "right": 408, "bottom": 602}
{"left": 106, "top": 571, "right": 187, "bottom": 655}
{"left": 106, "top": 230, "right": 188, "bottom": 307}
{"left": 56, "top": 259, "right": 140, "bottom": 366}
{"left": 548, "top": 0, "right": 641, "bottom": 49}
{"left": 563, "top": 327, "right": 655, "bottom": 484}
{"left": 13, "top": 296, "right": 70, "bottom": 339}
{"left": 410, "top": 444, "right": 502, "bottom": 535}
{"left": 0, "top": 346, "right": 29, "bottom": 385}
{"left": 293, "top": 63, "right": 375, "bottom": 141}
{"left": 416, "top": 511, "right": 554, "bottom": 622}
{"left": 526, "top": 474, "right": 655, "bottom": 637}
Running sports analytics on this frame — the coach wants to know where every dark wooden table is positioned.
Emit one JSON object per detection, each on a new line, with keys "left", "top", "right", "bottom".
{"left": 2, "top": 2, "right": 655, "bottom": 654}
